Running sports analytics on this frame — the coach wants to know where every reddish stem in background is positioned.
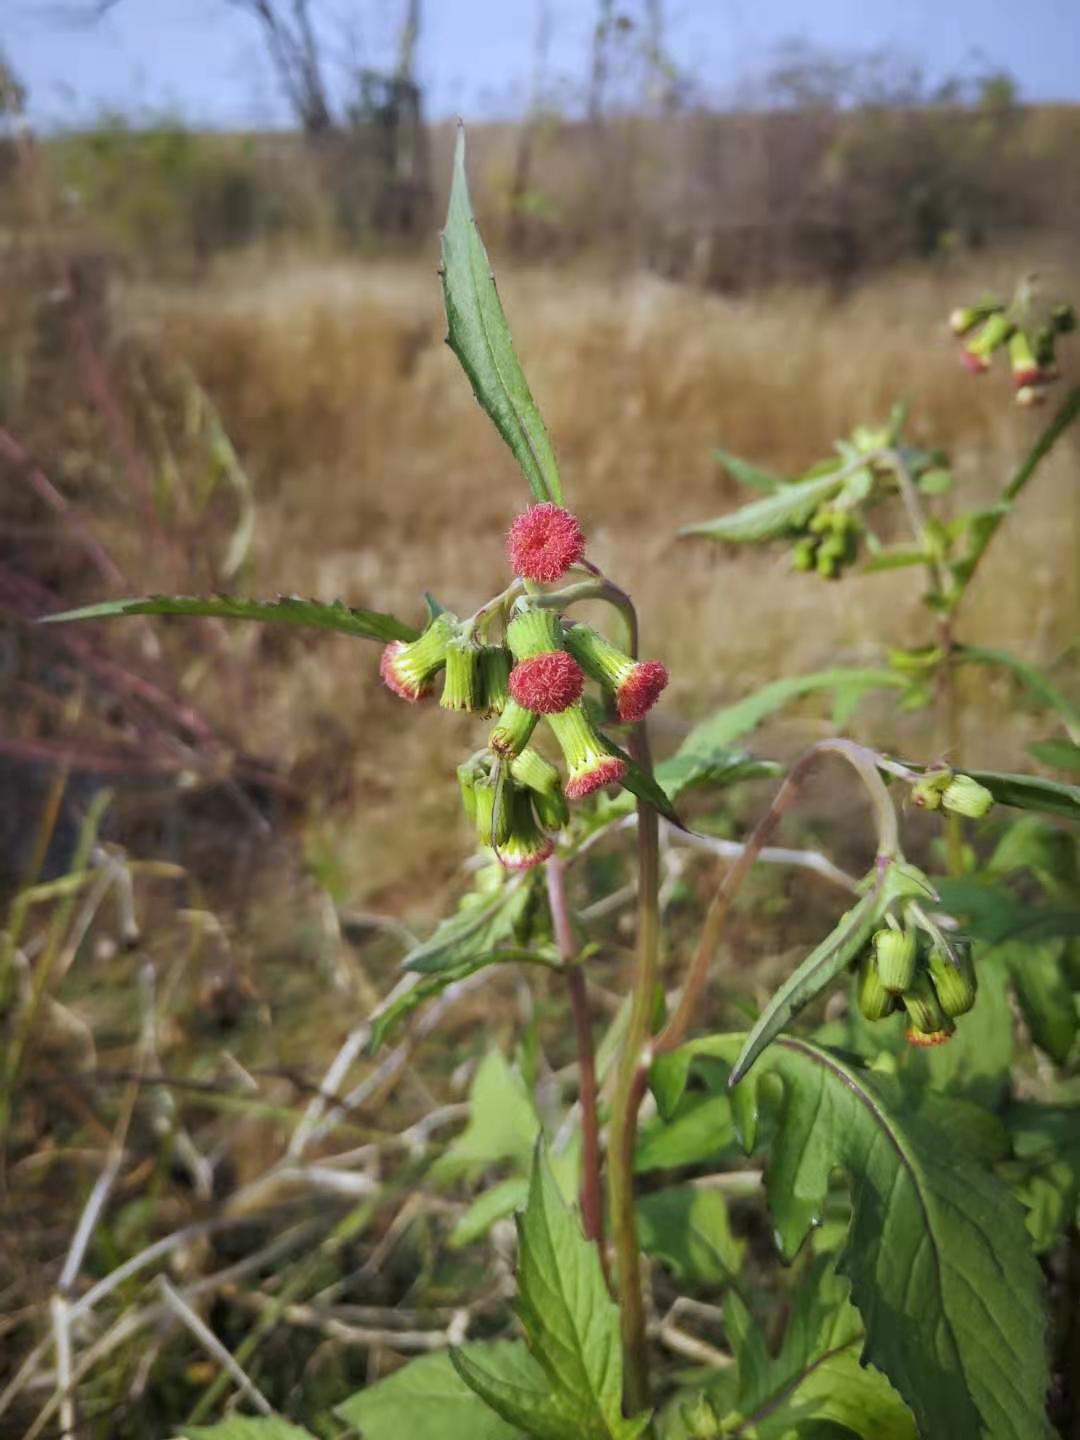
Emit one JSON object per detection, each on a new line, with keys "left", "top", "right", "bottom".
{"left": 545, "top": 856, "right": 606, "bottom": 1275}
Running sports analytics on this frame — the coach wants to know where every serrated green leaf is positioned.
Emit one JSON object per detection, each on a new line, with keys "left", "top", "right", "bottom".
{"left": 964, "top": 768, "right": 1080, "bottom": 822}
{"left": 452, "top": 1145, "right": 650, "bottom": 1439}
{"left": 713, "top": 447, "right": 788, "bottom": 493}
{"left": 441, "top": 126, "right": 562, "bottom": 504}
{"left": 402, "top": 875, "right": 537, "bottom": 975}
{"left": 636, "top": 1186, "right": 744, "bottom": 1283}
{"left": 656, "top": 1034, "right": 1050, "bottom": 1440}
{"left": 719, "top": 1257, "right": 915, "bottom": 1440}
{"left": 335, "top": 1345, "right": 521, "bottom": 1439}
{"left": 678, "top": 670, "right": 904, "bottom": 757}
{"left": 956, "top": 645, "right": 1080, "bottom": 738}
{"left": 43, "top": 593, "right": 418, "bottom": 643}
{"left": 432, "top": 1048, "right": 540, "bottom": 1181}
{"left": 680, "top": 470, "right": 847, "bottom": 543}
{"left": 174, "top": 1420, "right": 315, "bottom": 1440}
{"left": 1028, "top": 738, "right": 1080, "bottom": 773}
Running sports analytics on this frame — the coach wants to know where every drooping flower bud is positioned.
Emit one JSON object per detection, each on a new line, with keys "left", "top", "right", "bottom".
{"left": 440, "top": 634, "right": 483, "bottom": 712}
{"left": 791, "top": 536, "right": 817, "bottom": 572}
{"left": 497, "top": 786, "right": 556, "bottom": 871}
{"left": 942, "top": 774, "right": 994, "bottom": 819}
{"left": 545, "top": 701, "right": 626, "bottom": 799}
{"left": 563, "top": 622, "right": 670, "bottom": 723}
{"left": 506, "top": 605, "right": 564, "bottom": 659}
{"left": 949, "top": 304, "right": 995, "bottom": 337}
{"left": 902, "top": 970, "right": 955, "bottom": 1046}
{"left": 478, "top": 645, "right": 512, "bottom": 714}
{"left": 473, "top": 771, "right": 513, "bottom": 850}
{"left": 489, "top": 697, "right": 539, "bottom": 756}
{"left": 857, "top": 953, "right": 896, "bottom": 1021}
{"left": 873, "top": 926, "right": 917, "bottom": 993}
{"left": 509, "top": 652, "right": 585, "bottom": 714}
{"left": 927, "top": 941, "right": 977, "bottom": 1018}
{"left": 506, "top": 502, "right": 586, "bottom": 583}
{"left": 510, "top": 746, "right": 570, "bottom": 832}
{"left": 379, "top": 612, "right": 456, "bottom": 702}
{"left": 961, "top": 311, "right": 1014, "bottom": 372}
{"left": 910, "top": 768, "right": 952, "bottom": 811}
{"left": 1007, "top": 330, "right": 1042, "bottom": 389}
{"left": 1016, "top": 383, "right": 1050, "bottom": 408}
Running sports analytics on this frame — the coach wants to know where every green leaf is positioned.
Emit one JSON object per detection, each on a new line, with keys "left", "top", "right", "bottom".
{"left": 956, "top": 645, "right": 1080, "bottom": 737}
{"left": 727, "top": 860, "right": 937, "bottom": 1087}
{"left": 335, "top": 1345, "right": 521, "bottom": 1439}
{"left": 634, "top": 1092, "right": 736, "bottom": 1172}
{"left": 999, "top": 939, "right": 1077, "bottom": 1064}
{"left": 1028, "top": 738, "right": 1080, "bottom": 773}
{"left": 432, "top": 1048, "right": 540, "bottom": 1181}
{"left": 933, "top": 877, "right": 1080, "bottom": 947}
{"left": 452, "top": 1145, "right": 650, "bottom": 1439}
{"left": 680, "top": 469, "right": 848, "bottom": 543}
{"left": 441, "top": 125, "right": 562, "bottom": 505}
{"left": 175, "top": 1420, "right": 315, "bottom": 1440}
{"left": 402, "top": 875, "right": 538, "bottom": 975}
{"left": 605, "top": 740, "right": 687, "bottom": 829}
{"left": 449, "top": 1176, "right": 529, "bottom": 1248}
{"left": 1005, "top": 1103, "right": 1080, "bottom": 1252}
{"left": 719, "top": 1257, "right": 915, "bottom": 1439}
{"left": 861, "top": 547, "right": 933, "bottom": 573}
{"left": 636, "top": 1186, "right": 744, "bottom": 1284}
{"left": 963, "top": 768, "right": 1080, "bottom": 822}
{"left": 43, "top": 593, "right": 418, "bottom": 643}
{"left": 656, "top": 1035, "right": 1050, "bottom": 1440}
{"left": 678, "top": 670, "right": 904, "bottom": 757}
{"left": 713, "top": 447, "right": 787, "bottom": 493}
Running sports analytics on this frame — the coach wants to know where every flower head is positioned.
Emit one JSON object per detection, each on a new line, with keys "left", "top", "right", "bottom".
{"left": 507, "top": 503, "right": 585, "bottom": 583}
{"left": 509, "top": 651, "right": 584, "bottom": 715}
{"left": 545, "top": 701, "right": 626, "bottom": 799}
{"left": 379, "top": 613, "right": 456, "bottom": 703}
{"left": 616, "top": 660, "right": 670, "bottom": 722}
{"left": 496, "top": 787, "right": 555, "bottom": 871}
{"left": 380, "top": 641, "right": 431, "bottom": 701}
{"left": 563, "top": 623, "right": 669, "bottom": 723}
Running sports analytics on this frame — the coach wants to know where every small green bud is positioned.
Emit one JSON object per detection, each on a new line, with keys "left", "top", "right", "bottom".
{"left": 902, "top": 969, "right": 955, "bottom": 1042}
{"left": 510, "top": 747, "right": 570, "bottom": 831}
{"left": 857, "top": 953, "right": 896, "bottom": 1021}
{"left": 809, "top": 509, "right": 834, "bottom": 535}
{"left": 910, "top": 768, "right": 952, "bottom": 810}
{"left": 873, "top": 926, "right": 917, "bottom": 993}
{"left": 489, "top": 697, "right": 539, "bottom": 757}
{"left": 942, "top": 774, "right": 994, "bottom": 819}
{"left": 440, "top": 635, "right": 483, "bottom": 712}
{"left": 927, "top": 942, "right": 977, "bottom": 1018}
{"left": 963, "top": 310, "right": 1015, "bottom": 368}
{"left": 498, "top": 785, "right": 555, "bottom": 871}
{"left": 506, "top": 604, "right": 565, "bottom": 661}
{"left": 1007, "top": 330, "right": 1042, "bottom": 389}
{"left": 473, "top": 772, "right": 513, "bottom": 849}
{"left": 791, "top": 536, "right": 817, "bottom": 572}
{"left": 479, "top": 645, "right": 512, "bottom": 714}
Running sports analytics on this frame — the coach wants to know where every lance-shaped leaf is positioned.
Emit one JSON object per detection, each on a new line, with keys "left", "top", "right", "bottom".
{"left": 653, "top": 1035, "right": 1050, "bottom": 1440}
{"left": 369, "top": 949, "right": 549, "bottom": 1054}
{"left": 452, "top": 1145, "right": 650, "bottom": 1439}
{"left": 441, "top": 125, "right": 563, "bottom": 505}
{"left": 401, "top": 874, "right": 539, "bottom": 975}
{"left": 728, "top": 861, "right": 935, "bottom": 1087}
{"left": 964, "top": 768, "right": 1080, "bottom": 822}
{"left": 42, "top": 593, "right": 418, "bottom": 644}
{"left": 713, "top": 447, "right": 788, "bottom": 493}
{"left": 679, "top": 468, "right": 847, "bottom": 543}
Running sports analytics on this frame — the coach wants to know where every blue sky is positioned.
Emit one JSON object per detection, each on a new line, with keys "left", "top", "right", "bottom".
{"left": 7, "top": 0, "right": 1080, "bottom": 128}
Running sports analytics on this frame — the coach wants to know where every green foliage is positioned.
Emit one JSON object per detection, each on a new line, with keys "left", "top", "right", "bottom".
{"left": 635, "top": 1091, "right": 736, "bottom": 1172}
{"left": 636, "top": 1186, "right": 744, "bottom": 1284}
{"left": 654, "top": 1035, "right": 1050, "bottom": 1440}
{"left": 174, "top": 1420, "right": 315, "bottom": 1440}
{"left": 44, "top": 593, "right": 418, "bottom": 643}
{"left": 451, "top": 1146, "right": 650, "bottom": 1439}
{"left": 963, "top": 768, "right": 1080, "bottom": 822}
{"left": 441, "top": 127, "right": 563, "bottom": 505}
{"left": 432, "top": 1048, "right": 541, "bottom": 1180}
{"left": 336, "top": 1346, "right": 522, "bottom": 1438}
{"left": 679, "top": 467, "right": 848, "bottom": 543}
{"left": 956, "top": 645, "right": 1080, "bottom": 737}
{"left": 401, "top": 873, "right": 540, "bottom": 975}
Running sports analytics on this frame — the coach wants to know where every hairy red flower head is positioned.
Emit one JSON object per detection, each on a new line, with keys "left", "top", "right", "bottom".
{"left": 509, "top": 651, "right": 584, "bottom": 714}
{"left": 506, "top": 503, "right": 585, "bottom": 583}
{"left": 616, "top": 660, "right": 670, "bottom": 722}
{"left": 564, "top": 755, "right": 626, "bottom": 800}
{"left": 959, "top": 348, "right": 989, "bottom": 375}
{"left": 499, "top": 835, "right": 556, "bottom": 871}
{"left": 904, "top": 1027, "right": 954, "bottom": 1048}
{"left": 380, "top": 641, "right": 432, "bottom": 702}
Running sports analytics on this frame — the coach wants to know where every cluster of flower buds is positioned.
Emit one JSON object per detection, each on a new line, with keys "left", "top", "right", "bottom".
{"left": 790, "top": 506, "right": 860, "bottom": 580}
{"left": 950, "top": 297, "right": 1076, "bottom": 406}
{"left": 909, "top": 768, "right": 994, "bottom": 819}
{"left": 379, "top": 502, "right": 669, "bottom": 870}
{"left": 856, "top": 912, "right": 978, "bottom": 1046}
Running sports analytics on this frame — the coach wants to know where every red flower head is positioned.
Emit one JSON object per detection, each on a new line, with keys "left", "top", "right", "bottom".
{"left": 380, "top": 641, "right": 432, "bottom": 702}
{"left": 904, "top": 1027, "right": 954, "bottom": 1048}
{"left": 507, "top": 503, "right": 586, "bottom": 583}
{"left": 616, "top": 660, "right": 670, "bottom": 723}
{"left": 509, "top": 651, "right": 584, "bottom": 714}
{"left": 564, "top": 755, "right": 626, "bottom": 800}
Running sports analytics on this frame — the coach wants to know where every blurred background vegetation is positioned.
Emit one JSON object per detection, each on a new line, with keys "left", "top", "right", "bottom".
{"left": 1, "top": 2, "right": 1078, "bottom": 1434}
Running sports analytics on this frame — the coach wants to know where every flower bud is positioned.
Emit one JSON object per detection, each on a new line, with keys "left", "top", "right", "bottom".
{"left": 1008, "top": 330, "right": 1042, "bottom": 389}
{"left": 961, "top": 311, "right": 1014, "bottom": 372}
{"left": 791, "top": 536, "right": 817, "bottom": 572}
{"left": 489, "top": 697, "right": 539, "bottom": 757}
{"left": 563, "top": 622, "right": 669, "bottom": 723}
{"left": 497, "top": 786, "right": 556, "bottom": 871}
{"left": 1016, "top": 383, "right": 1049, "bottom": 408}
{"left": 873, "top": 926, "right": 917, "bottom": 993}
{"left": 510, "top": 747, "right": 570, "bottom": 831}
{"left": 927, "top": 942, "right": 977, "bottom": 1018}
{"left": 379, "top": 612, "right": 456, "bottom": 702}
{"left": 910, "top": 769, "right": 951, "bottom": 810}
{"left": 506, "top": 605, "right": 566, "bottom": 660}
{"left": 545, "top": 701, "right": 627, "bottom": 799}
{"left": 478, "top": 645, "right": 512, "bottom": 714}
{"left": 857, "top": 953, "right": 896, "bottom": 1021}
{"left": 506, "top": 502, "right": 585, "bottom": 583}
{"left": 440, "top": 635, "right": 483, "bottom": 712}
{"left": 902, "top": 970, "right": 955, "bottom": 1045}
{"left": 942, "top": 774, "right": 994, "bottom": 819}
{"left": 473, "top": 771, "right": 512, "bottom": 849}
{"left": 949, "top": 304, "right": 990, "bottom": 337}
